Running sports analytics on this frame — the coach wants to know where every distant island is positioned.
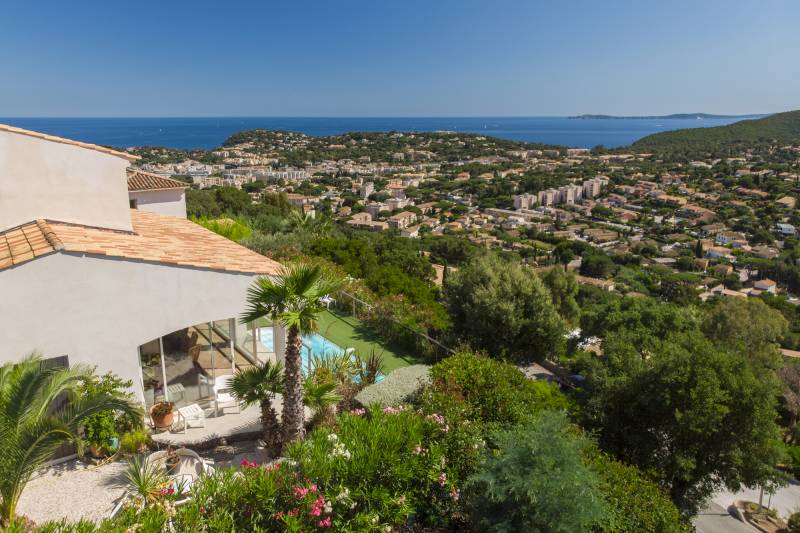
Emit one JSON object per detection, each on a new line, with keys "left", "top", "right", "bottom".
{"left": 570, "top": 113, "right": 766, "bottom": 120}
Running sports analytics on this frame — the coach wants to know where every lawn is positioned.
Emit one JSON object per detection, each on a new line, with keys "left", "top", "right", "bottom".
{"left": 316, "top": 310, "right": 422, "bottom": 373}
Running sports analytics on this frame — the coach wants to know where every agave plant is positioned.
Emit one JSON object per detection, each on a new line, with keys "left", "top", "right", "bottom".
{"left": 230, "top": 361, "right": 284, "bottom": 458}
{"left": 125, "top": 454, "right": 169, "bottom": 505}
{"left": 0, "top": 356, "right": 141, "bottom": 525}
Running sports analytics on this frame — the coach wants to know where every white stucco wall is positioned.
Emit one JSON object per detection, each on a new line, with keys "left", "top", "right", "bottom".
{"left": 0, "top": 252, "right": 272, "bottom": 402}
{"left": 129, "top": 189, "right": 187, "bottom": 218}
{"left": 0, "top": 131, "right": 133, "bottom": 232}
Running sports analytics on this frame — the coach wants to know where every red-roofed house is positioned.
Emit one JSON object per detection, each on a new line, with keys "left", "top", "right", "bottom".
{"left": 0, "top": 125, "right": 286, "bottom": 409}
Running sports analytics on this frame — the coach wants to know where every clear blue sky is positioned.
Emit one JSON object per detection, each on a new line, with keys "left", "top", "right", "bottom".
{"left": 2, "top": 0, "right": 798, "bottom": 117}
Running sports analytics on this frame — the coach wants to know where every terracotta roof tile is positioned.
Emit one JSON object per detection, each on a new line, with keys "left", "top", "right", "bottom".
{"left": 0, "top": 210, "right": 281, "bottom": 275}
{"left": 127, "top": 169, "right": 189, "bottom": 192}
{"left": 0, "top": 124, "right": 139, "bottom": 161}
{"left": 0, "top": 219, "right": 61, "bottom": 268}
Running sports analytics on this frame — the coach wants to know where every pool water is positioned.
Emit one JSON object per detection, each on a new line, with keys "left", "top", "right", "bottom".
{"left": 257, "top": 327, "right": 385, "bottom": 382}
{"left": 258, "top": 327, "right": 345, "bottom": 372}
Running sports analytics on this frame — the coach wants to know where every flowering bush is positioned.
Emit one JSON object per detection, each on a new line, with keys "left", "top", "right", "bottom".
{"left": 285, "top": 407, "right": 464, "bottom": 529}
{"left": 46, "top": 406, "right": 464, "bottom": 532}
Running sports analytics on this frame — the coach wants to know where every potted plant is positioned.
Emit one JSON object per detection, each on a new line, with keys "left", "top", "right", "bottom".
{"left": 119, "top": 429, "right": 151, "bottom": 454}
{"left": 149, "top": 401, "right": 175, "bottom": 430}
{"left": 83, "top": 410, "right": 117, "bottom": 458}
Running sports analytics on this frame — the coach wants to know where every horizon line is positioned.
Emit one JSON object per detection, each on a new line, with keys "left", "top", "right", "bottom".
{"left": 0, "top": 113, "right": 772, "bottom": 120}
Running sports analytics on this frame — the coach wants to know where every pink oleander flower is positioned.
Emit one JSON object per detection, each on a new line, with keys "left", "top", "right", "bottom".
{"left": 310, "top": 484, "right": 318, "bottom": 492}
{"left": 438, "top": 473, "right": 447, "bottom": 486}
{"left": 350, "top": 408, "right": 366, "bottom": 416}
{"left": 276, "top": 511, "right": 284, "bottom": 519}
{"left": 294, "top": 486, "right": 310, "bottom": 498}
{"left": 412, "top": 445, "right": 423, "bottom": 455}
{"left": 382, "top": 405, "right": 404, "bottom": 414}
{"left": 288, "top": 508, "right": 299, "bottom": 517}
{"left": 240, "top": 459, "right": 258, "bottom": 468}
{"left": 318, "top": 517, "right": 332, "bottom": 528}
{"left": 450, "top": 487, "right": 460, "bottom": 501}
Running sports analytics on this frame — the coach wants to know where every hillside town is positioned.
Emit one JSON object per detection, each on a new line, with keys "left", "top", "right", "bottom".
{"left": 132, "top": 130, "right": 800, "bottom": 310}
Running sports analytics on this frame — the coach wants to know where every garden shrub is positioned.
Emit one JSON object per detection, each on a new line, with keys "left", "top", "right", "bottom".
{"left": 789, "top": 511, "right": 800, "bottom": 533}
{"left": 467, "top": 411, "right": 606, "bottom": 533}
{"left": 416, "top": 388, "right": 485, "bottom": 483}
{"left": 354, "top": 364, "right": 430, "bottom": 407}
{"left": 590, "top": 453, "right": 689, "bottom": 533}
{"left": 786, "top": 444, "right": 800, "bottom": 479}
{"left": 78, "top": 372, "right": 138, "bottom": 454}
{"left": 428, "top": 351, "right": 571, "bottom": 429}
{"left": 192, "top": 216, "right": 252, "bottom": 241}
{"left": 119, "top": 429, "right": 151, "bottom": 455}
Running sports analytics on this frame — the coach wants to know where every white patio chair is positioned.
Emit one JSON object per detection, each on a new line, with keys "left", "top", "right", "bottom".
{"left": 197, "top": 372, "right": 213, "bottom": 398}
{"left": 320, "top": 294, "right": 335, "bottom": 309}
{"left": 175, "top": 403, "right": 206, "bottom": 433}
{"left": 213, "top": 375, "right": 241, "bottom": 415}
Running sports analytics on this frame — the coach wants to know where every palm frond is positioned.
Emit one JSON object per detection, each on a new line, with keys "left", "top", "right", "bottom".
{"left": 303, "top": 379, "right": 342, "bottom": 413}
{"left": 229, "top": 361, "right": 284, "bottom": 406}
{"left": 0, "top": 357, "right": 142, "bottom": 524}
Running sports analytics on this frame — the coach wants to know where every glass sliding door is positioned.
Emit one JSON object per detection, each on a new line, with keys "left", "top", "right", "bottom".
{"left": 139, "top": 339, "right": 164, "bottom": 409}
{"left": 161, "top": 326, "right": 217, "bottom": 408}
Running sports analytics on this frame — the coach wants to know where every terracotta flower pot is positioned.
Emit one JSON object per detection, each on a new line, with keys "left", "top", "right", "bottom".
{"left": 89, "top": 444, "right": 106, "bottom": 458}
{"left": 150, "top": 405, "right": 174, "bottom": 430}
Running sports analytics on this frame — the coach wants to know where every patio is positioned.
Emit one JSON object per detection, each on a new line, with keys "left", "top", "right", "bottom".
{"left": 151, "top": 403, "right": 263, "bottom": 448}
{"left": 150, "top": 393, "right": 312, "bottom": 448}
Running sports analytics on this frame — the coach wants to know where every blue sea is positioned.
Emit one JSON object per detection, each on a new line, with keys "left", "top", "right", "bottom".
{"left": 0, "top": 116, "right": 751, "bottom": 150}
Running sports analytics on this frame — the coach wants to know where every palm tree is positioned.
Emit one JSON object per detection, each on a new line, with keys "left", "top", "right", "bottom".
{"left": 0, "top": 356, "right": 141, "bottom": 525}
{"left": 303, "top": 378, "right": 342, "bottom": 428}
{"left": 241, "top": 262, "right": 342, "bottom": 444}
{"left": 229, "top": 361, "right": 284, "bottom": 458}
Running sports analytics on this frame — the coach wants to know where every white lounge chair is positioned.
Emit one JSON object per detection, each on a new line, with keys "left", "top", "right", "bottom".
{"left": 213, "top": 375, "right": 241, "bottom": 415}
{"left": 175, "top": 403, "right": 206, "bottom": 433}
{"left": 320, "top": 294, "right": 335, "bottom": 309}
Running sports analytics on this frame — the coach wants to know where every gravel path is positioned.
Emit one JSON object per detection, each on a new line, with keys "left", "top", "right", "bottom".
{"left": 17, "top": 460, "right": 129, "bottom": 526}
{"left": 17, "top": 441, "right": 264, "bottom": 526}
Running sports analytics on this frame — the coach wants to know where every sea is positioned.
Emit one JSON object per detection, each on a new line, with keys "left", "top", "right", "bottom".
{"left": 0, "top": 116, "right": 750, "bottom": 150}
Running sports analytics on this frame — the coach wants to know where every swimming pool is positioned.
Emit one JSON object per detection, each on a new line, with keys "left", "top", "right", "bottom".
{"left": 258, "top": 327, "right": 345, "bottom": 372}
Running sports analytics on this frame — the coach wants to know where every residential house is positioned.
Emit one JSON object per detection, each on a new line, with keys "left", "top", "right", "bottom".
{"left": 715, "top": 231, "right": 746, "bottom": 246}
{"left": 754, "top": 279, "right": 777, "bottom": 294}
{"left": 0, "top": 124, "right": 286, "bottom": 409}
{"left": 127, "top": 169, "right": 188, "bottom": 218}
{"left": 388, "top": 211, "right": 416, "bottom": 230}
{"left": 777, "top": 223, "right": 797, "bottom": 237}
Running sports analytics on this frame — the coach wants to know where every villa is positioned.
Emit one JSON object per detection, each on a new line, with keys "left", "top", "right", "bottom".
{"left": 0, "top": 124, "right": 288, "bottom": 412}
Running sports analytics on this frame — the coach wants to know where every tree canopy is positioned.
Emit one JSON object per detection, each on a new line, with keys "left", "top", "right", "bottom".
{"left": 444, "top": 255, "right": 566, "bottom": 362}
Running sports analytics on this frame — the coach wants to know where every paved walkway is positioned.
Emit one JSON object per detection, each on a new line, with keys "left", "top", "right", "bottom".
{"left": 714, "top": 481, "right": 800, "bottom": 520}
{"left": 694, "top": 502, "right": 755, "bottom": 533}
